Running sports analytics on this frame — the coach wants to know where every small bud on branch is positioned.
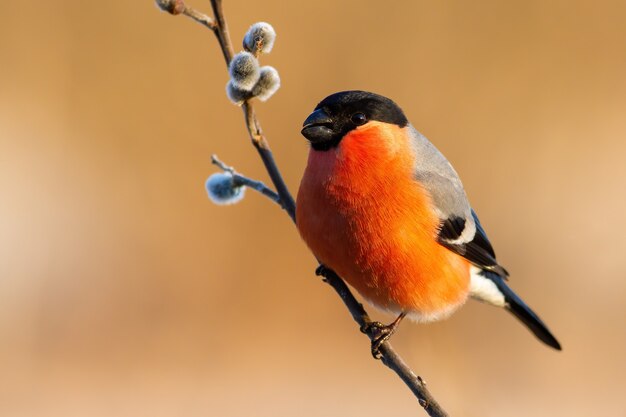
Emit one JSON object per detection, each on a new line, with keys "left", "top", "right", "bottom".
{"left": 155, "top": 0, "right": 186, "bottom": 15}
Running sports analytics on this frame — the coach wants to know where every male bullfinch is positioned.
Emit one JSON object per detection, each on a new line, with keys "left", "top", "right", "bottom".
{"left": 296, "top": 91, "right": 561, "bottom": 354}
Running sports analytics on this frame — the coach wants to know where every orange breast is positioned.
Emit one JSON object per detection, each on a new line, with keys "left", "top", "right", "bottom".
{"left": 296, "top": 123, "right": 470, "bottom": 320}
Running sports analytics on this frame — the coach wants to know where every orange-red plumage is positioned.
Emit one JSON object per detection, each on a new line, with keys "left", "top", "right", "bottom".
{"left": 297, "top": 122, "right": 471, "bottom": 320}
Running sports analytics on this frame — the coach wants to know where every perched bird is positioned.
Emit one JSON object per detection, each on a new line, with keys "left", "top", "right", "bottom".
{"left": 296, "top": 90, "right": 561, "bottom": 355}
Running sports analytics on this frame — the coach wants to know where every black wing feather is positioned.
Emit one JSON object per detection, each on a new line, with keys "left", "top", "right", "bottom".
{"left": 438, "top": 216, "right": 466, "bottom": 241}
{"left": 437, "top": 209, "right": 509, "bottom": 278}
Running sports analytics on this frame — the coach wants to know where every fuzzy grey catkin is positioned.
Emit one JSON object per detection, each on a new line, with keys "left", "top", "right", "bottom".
{"left": 226, "top": 80, "right": 252, "bottom": 105}
{"left": 205, "top": 172, "right": 245, "bottom": 205}
{"left": 251, "top": 66, "right": 280, "bottom": 101}
{"left": 228, "top": 52, "right": 260, "bottom": 91}
{"left": 243, "top": 22, "right": 276, "bottom": 54}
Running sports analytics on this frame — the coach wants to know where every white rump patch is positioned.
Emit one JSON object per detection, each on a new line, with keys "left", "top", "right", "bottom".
{"left": 469, "top": 266, "right": 505, "bottom": 307}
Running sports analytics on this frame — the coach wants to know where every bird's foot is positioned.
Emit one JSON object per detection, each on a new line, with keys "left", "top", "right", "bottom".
{"left": 360, "top": 321, "right": 394, "bottom": 359}
{"left": 360, "top": 313, "right": 406, "bottom": 359}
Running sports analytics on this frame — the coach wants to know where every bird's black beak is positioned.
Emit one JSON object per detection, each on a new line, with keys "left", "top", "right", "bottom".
{"left": 301, "top": 108, "right": 334, "bottom": 144}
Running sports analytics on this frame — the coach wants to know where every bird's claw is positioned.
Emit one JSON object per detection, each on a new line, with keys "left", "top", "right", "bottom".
{"left": 360, "top": 313, "right": 406, "bottom": 359}
{"left": 360, "top": 321, "right": 394, "bottom": 359}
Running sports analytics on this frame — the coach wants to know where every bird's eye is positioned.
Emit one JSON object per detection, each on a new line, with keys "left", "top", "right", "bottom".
{"left": 350, "top": 112, "right": 367, "bottom": 126}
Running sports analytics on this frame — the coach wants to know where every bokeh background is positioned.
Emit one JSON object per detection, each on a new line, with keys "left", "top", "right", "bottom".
{"left": 1, "top": 1, "right": 625, "bottom": 416}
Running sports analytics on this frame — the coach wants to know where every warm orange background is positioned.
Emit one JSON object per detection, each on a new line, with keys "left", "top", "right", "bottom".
{"left": 1, "top": 1, "right": 625, "bottom": 416}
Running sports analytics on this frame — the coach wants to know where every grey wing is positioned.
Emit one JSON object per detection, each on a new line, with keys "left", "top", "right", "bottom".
{"left": 410, "top": 127, "right": 508, "bottom": 277}
{"left": 418, "top": 170, "right": 509, "bottom": 277}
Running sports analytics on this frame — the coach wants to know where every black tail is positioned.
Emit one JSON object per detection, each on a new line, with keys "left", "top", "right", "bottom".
{"left": 485, "top": 271, "right": 562, "bottom": 350}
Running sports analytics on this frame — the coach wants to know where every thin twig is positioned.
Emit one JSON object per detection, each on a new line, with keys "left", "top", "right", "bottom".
{"left": 211, "top": 154, "right": 282, "bottom": 207}
{"left": 182, "top": 6, "right": 217, "bottom": 30}
{"left": 157, "top": 1, "right": 448, "bottom": 416}
{"left": 317, "top": 267, "right": 448, "bottom": 417}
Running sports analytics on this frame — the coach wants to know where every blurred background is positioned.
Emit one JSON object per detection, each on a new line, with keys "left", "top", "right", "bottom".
{"left": 1, "top": 1, "right": 625, "bottom": 416}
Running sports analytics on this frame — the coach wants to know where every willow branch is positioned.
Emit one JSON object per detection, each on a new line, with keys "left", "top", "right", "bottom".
{"left": 156, "top": 1, "right": 448, "bottom": 416}
{"left": 202, "top": 0, "right": 297, "bottom": 220}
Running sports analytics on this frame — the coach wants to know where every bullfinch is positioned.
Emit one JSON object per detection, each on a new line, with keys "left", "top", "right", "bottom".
{"left": 296, "top": 90, "right": 561, "bottom": 355}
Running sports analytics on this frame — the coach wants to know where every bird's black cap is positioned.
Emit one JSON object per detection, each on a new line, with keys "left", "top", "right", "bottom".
{"left": 301, "top": 91, "right": 408, "bottom": 151}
